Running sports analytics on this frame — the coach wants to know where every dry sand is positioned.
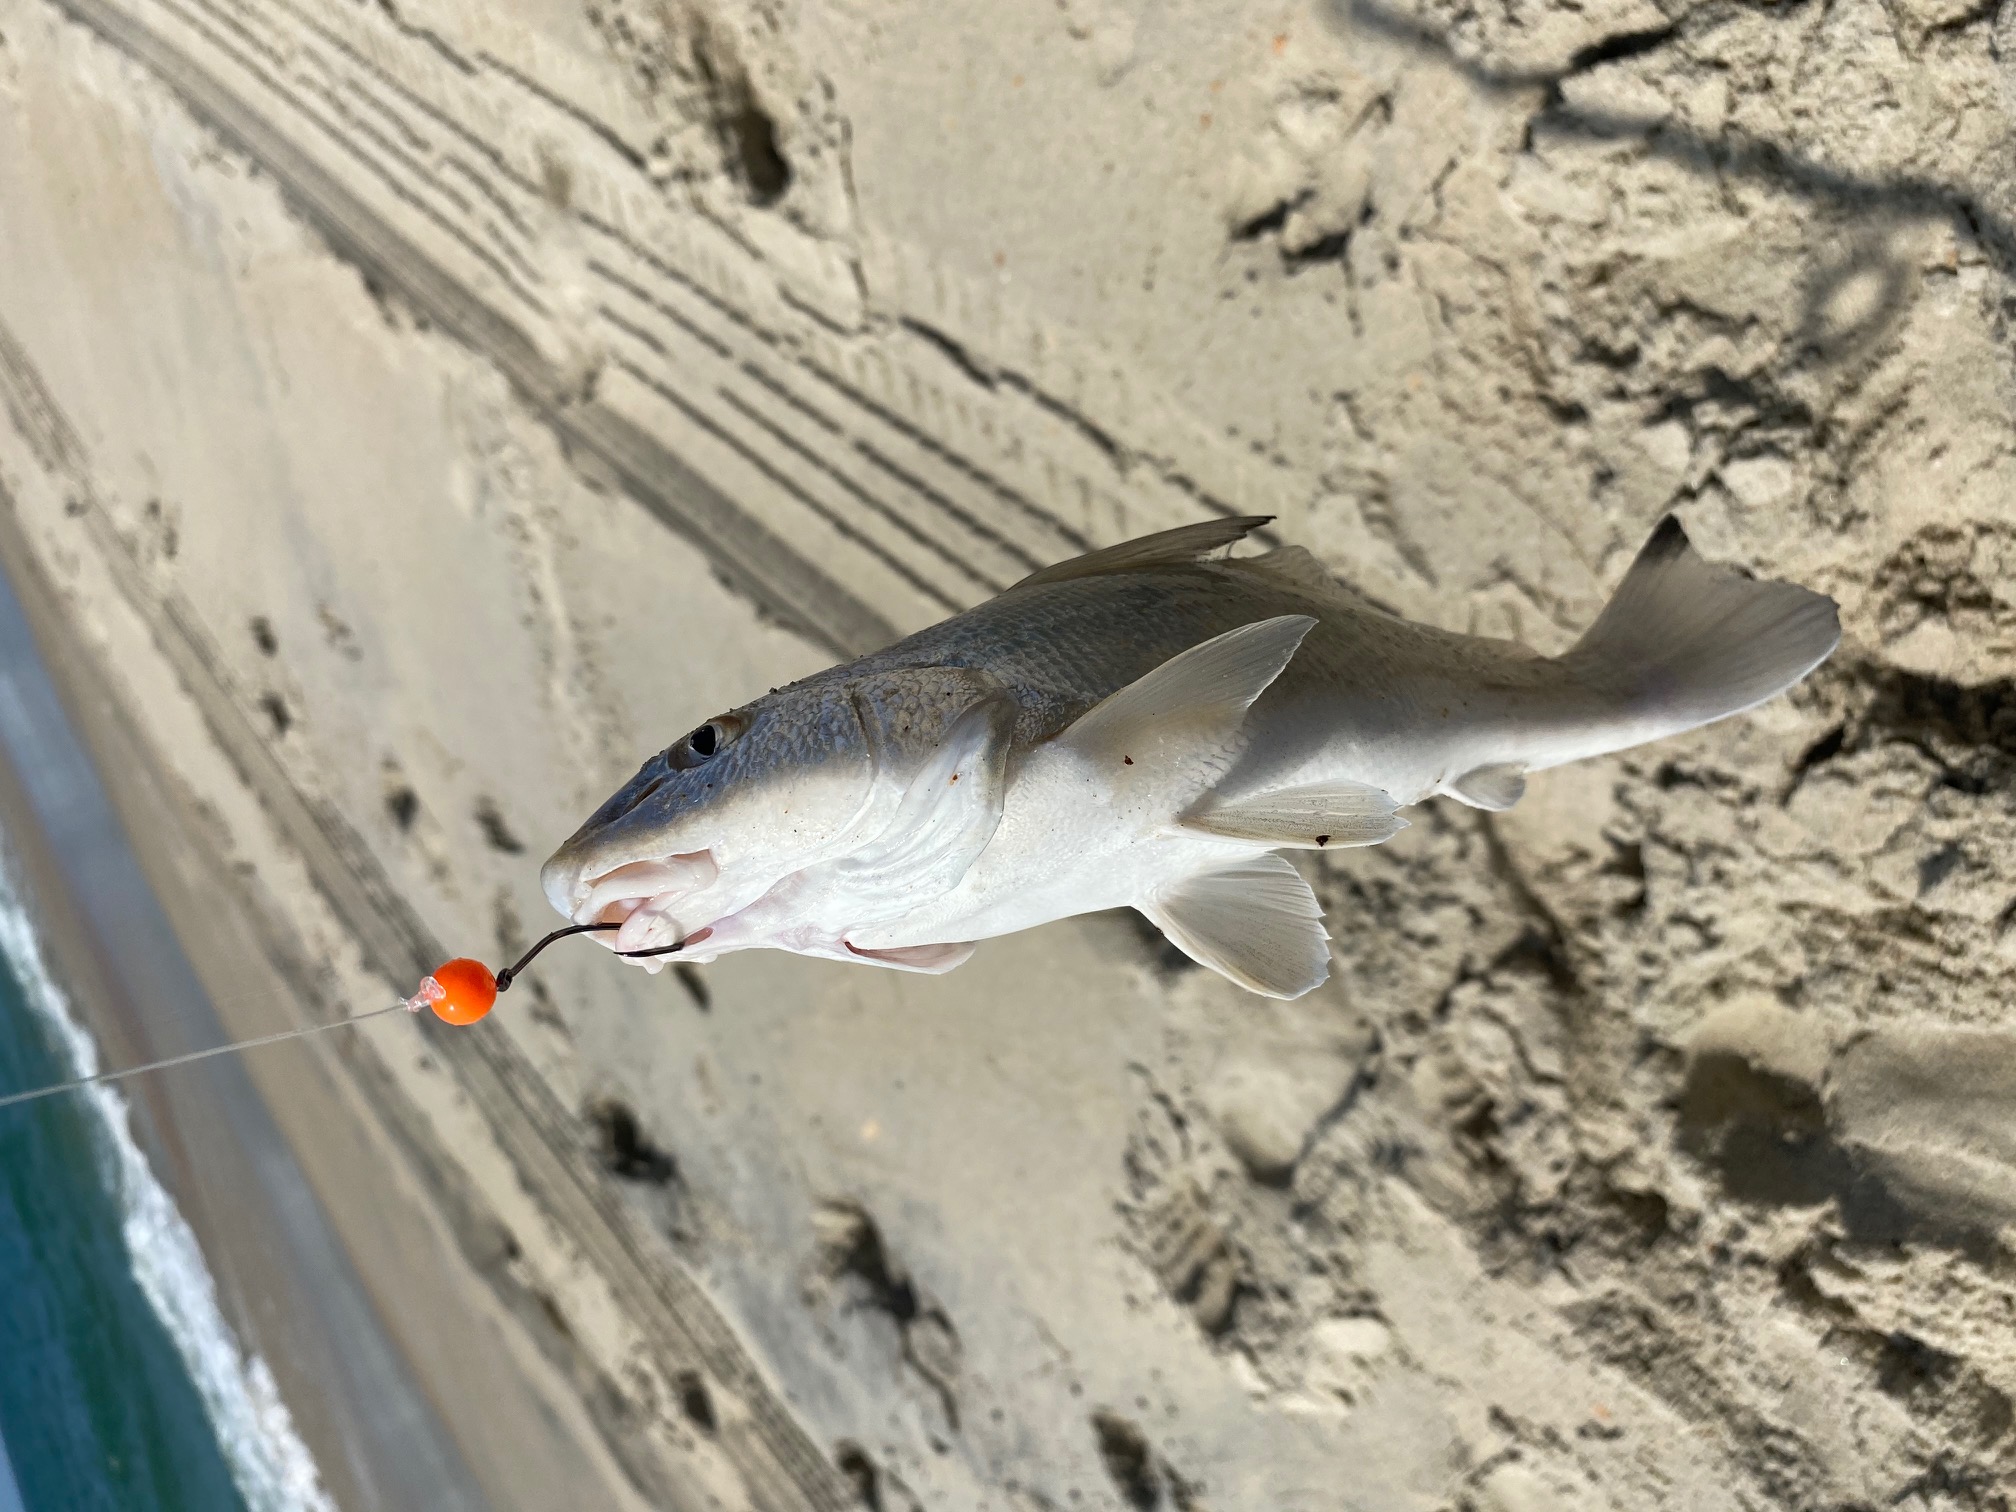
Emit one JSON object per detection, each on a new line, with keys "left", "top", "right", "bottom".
{"left": 1, "top": 0, "right": 2014, "bottom": 1507}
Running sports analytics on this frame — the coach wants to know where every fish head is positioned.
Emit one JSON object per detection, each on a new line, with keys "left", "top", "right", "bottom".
{"left": 539, "top": 679, "right": 882, "bottom": 959}
{"left": 539, "top": 666, "right": 1015, "bottom": 966}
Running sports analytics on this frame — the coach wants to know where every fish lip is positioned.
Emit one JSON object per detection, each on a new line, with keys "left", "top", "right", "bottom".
{"left": 563, "top": 853, "right": 719, "bottom": 957}
{"left": 562, "top": 883, "right": 720, "bottom": 959}
{"left": 588, "top": 899, "right": 716, "bottom": 958}
{"left": 548, "top": 849, "right": 782, "bottom": 962}
{"left": 609, "top": 889, "right": 697, "bottom": 953}
{"left": 550, "top": 851, "right": 718, "bottom": 925}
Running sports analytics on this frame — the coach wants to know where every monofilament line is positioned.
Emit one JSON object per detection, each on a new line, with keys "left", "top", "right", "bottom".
{"left": 0, "top": 1001, "right": 411, "bottom": 1111}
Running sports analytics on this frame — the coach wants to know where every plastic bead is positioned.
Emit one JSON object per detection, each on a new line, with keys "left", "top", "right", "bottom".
{"left": 425, "top": 957, "right": 498, "bottom": 1025}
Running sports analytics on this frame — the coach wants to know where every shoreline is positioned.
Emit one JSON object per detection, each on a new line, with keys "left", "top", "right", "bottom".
{"left": 0, "top": 511, "right": 482, "bottom": 1510}
{"left": 0, "top": 498, "right": 655, "bottom": 1510}
{"left": 0, "top": 701, "right": 335, "bottom": 1512}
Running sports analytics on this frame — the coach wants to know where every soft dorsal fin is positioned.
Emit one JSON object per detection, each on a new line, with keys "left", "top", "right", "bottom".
{"left": 1140, "top": 854, "right": 1331, "bottom": 999}
{"left": 1228, "top": 544, "right": 1398, "bottom": 619}
{"left": 1239, "top": 545, "right": 1336, "bottom": 594}
{"left": 1011, "top": 516, "right": 1273, "bottom": 591}
{"left": 1182, "top": 778, "right": 1407, "bottom": 849}
{"left": 1059, "top": 616, "right": 1314, "bottom": 773}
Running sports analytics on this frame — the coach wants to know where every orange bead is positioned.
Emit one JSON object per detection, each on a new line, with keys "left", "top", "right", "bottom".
{"left": 428, "top": 957, "right": 498, "bottom": 1025}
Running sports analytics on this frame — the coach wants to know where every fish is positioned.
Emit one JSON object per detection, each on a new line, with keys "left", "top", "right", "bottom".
{"left": 540, "top": 515, "right": 1839, "bottom": 999}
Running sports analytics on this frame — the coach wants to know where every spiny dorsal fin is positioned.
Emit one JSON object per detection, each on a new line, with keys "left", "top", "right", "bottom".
{"left": 1182, "top": 779, "right": 1407, "bottom": 849}
{"left": 1141, "top": 854, "right": 1330, "bottom": 999}
{"left": 1011, "top": 516, "right": 1273, "bottom": 591}
{"left": 1059, "top": 617, "right": 1314, "bottom": 773}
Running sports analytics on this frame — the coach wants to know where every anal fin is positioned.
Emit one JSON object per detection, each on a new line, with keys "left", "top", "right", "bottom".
{"left": 1140, "top": 855, "right": 1330, "bottom": 1000}
{"left": 1182, "top": 779, "right": 1406, "bottom": 850}
{"left": 1446, "top": 762, "right": 1526, "bottom": 811}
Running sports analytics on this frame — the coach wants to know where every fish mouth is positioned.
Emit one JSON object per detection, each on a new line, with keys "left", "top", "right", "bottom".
{"left": 548, "top": 852, "right": 720, "bottom": 957}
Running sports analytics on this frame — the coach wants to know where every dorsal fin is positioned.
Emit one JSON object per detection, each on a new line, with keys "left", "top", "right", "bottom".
{"left": 1233, "top": 543, "right": 1411, "bottom": 615}
{"left": 1239, "top": 545, "right": 1336, "bottom": 594}
{"left": 1010, "top": 516, "right": 1273, "bottom": 591}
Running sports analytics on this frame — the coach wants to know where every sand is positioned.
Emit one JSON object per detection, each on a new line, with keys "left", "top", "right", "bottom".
{"left": 0, "top": 0, "right": 2013, "bottom": 1506}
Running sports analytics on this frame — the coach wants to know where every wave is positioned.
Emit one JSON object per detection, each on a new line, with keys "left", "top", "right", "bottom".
{"left": 0, "top": 1414, "right": 23, "bottom": 1512}
{"left": 0, "top": 851, "right": 335, "bottom": 1512}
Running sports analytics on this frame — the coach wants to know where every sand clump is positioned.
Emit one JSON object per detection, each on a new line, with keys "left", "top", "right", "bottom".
{"left": 1, "top": 0, "right": 2015, "bottom": 1505}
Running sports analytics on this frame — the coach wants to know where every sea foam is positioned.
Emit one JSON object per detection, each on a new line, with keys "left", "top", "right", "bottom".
{"left": 0, "top": 853, "right": 335, "bottom": 1512}
{"left": 0, "top": 1414, "right": 23, "bottom": 1512}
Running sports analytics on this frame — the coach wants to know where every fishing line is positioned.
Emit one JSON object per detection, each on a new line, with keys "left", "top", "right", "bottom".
{"left": 0, "top": 922, "right": 686, "bottom": 1111}
{"left": 0, "top": 1003, "right": 411, "bottom": 1111}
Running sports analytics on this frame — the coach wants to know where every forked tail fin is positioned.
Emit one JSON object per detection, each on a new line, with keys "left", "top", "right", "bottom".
{"left": 1556, "top": 516, "right": 1840, "bottom": 756}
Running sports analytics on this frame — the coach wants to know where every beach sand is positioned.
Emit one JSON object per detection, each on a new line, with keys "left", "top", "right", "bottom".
{"left": 1, "top": 0, "right": 2014, "bottom": 1505}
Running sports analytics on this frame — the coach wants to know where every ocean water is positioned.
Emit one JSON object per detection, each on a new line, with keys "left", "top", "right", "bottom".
{"left": 0, "top": 848, "right": 333, "bottom": 1512}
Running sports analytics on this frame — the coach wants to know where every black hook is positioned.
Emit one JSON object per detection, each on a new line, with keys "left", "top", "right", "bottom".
{"left": 494, "top": 922, "right": 687, "bottom": 992}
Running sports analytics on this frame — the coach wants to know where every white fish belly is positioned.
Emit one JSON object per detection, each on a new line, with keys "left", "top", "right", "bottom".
{"left": 847, "top": 827, "right": 1255, "bottom": 949}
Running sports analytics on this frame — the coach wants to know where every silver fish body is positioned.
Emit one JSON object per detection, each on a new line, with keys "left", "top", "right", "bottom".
{"left": 542, "top": 516, "right": 1839, "bottom": 997}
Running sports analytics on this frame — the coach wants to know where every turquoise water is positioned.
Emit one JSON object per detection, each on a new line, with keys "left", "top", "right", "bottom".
{"left": 0, "top": 896, "right": 251, "bottom": 1512}
{"left": 0, "top": 539, "right": 340, "bottom": 1512}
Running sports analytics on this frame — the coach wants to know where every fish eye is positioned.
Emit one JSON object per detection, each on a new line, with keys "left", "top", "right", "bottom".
{"left": 667, "top": 713, "right": 744, "bottom": 770}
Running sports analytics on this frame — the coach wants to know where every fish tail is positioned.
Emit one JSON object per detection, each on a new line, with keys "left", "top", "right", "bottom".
{"left": 1548, "top": 516, "right": 1840, "bottom": 763}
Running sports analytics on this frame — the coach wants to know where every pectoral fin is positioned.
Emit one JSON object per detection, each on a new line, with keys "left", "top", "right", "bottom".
{"left": 1445, "top": 762, "right": 1527, "bottom": 812}
{"left": 1182, "top": 779, "right": 1406, "bottom": 849}
{"left": 839, "top": 694, "right": 1016, "bottom": 908}
{"left": 1140, "top": 854, "right": 1330, "bottom": 1000}
{"left": 1060, "top": 616, "right": 1315, "bottom": 774}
